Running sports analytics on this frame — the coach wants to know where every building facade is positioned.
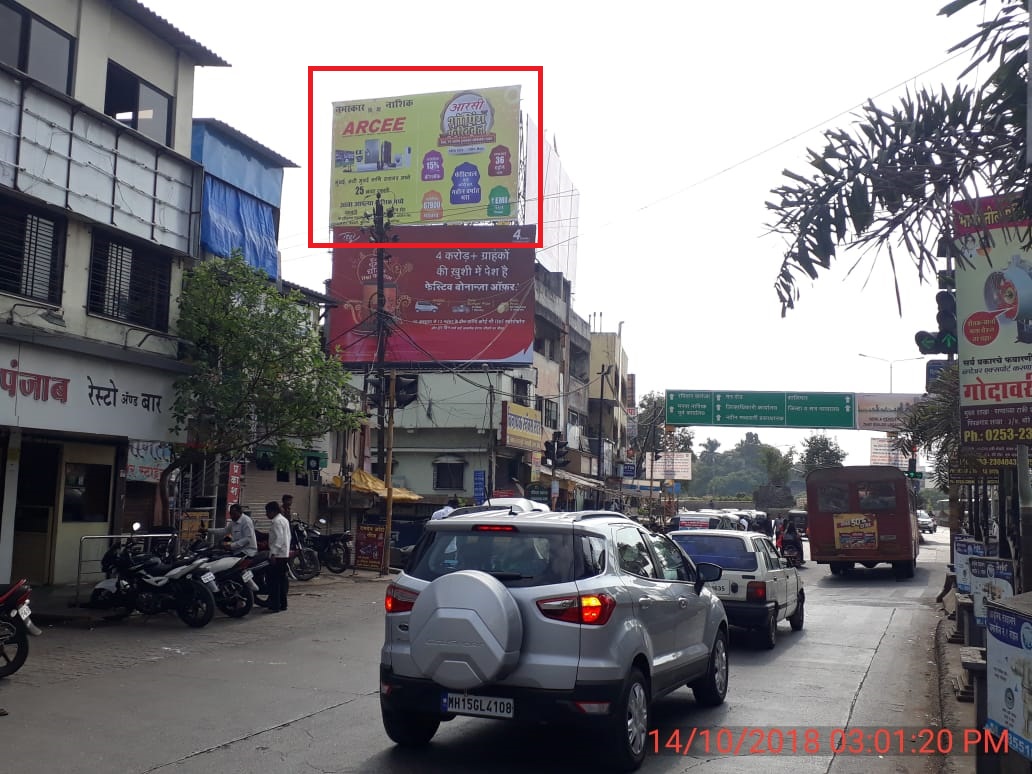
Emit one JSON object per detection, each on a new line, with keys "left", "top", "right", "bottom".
{"left": 0, "top": 0, "right": 227, "bottom": 584}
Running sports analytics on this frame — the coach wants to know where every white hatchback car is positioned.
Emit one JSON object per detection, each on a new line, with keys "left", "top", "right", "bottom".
{"left": 669, "top": 529, "right": 804, "bottom": 649}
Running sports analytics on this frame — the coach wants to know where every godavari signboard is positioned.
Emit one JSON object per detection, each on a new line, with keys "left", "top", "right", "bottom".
{"left": 954, "top": 195, "right": 1032, "bottom": 466}
{"left": 330, "top": 86, "right": 521, "bottom": 228}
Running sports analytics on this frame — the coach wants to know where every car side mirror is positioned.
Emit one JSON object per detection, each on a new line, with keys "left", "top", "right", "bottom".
{"left": 695, "top": 561, "right": 722, "bottom": 594}
{"left": 780, "top": 558, "right": 791, "bottom": 569}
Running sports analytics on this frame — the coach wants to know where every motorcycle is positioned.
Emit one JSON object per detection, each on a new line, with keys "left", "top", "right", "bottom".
{"left": 782, "top": 544, "right": 804, "bottom": 568}
{"left": 306, "top": 518, "right": 352, "bottom": 574}
{"left": 188, "top": 539, "right": 263, "bottom": 618}
{"left": 0, "top": 578, "right": 42, "bottom": 678}
{"left": 255, "top": 522, "right": 320, "bottom": 582}
{"left": 89, "top": 524, "right": 217, "bottom": 628}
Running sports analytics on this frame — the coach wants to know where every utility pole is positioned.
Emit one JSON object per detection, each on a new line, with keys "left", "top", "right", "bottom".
{"left": 380, "top": 371, "right": 396, "bottom": 576}
{"left": 596, "top": 364, "right": 611, "bottom": 507}
{"left": 371, "top": 193, "right": 390, "bottom": 485}
{"left": 487, "top": 379, "right": 496, "bottom": 498}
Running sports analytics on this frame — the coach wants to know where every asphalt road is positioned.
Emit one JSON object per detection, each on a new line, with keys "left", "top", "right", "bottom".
{"left": 0, "top": 533, "right": 956, "bottom": 774}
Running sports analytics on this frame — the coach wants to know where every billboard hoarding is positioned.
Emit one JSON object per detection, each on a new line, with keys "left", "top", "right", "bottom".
{"left": 329, "top": 86, "right": 520, "bottom": 229}
{"left": 328, "top": 225, "right": 535, "bottom": 366}
{"left": 953, "top": 195, "right": 1032, "bottom": 449}
{"left": 854, "top": 393, "right": 923, "bottom": 432}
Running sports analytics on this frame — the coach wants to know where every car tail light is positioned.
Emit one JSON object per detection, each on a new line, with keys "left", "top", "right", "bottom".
{"left": 537, "top": 593, "right": 616, "bottom": 626}
{"left": 385, "top": 583, "right": 419, "bottom": 613}
{"left": 746, "top": 581, "right": 766, "bottom": 602}
{"left": 472, "top": 524, "right": 517, "bottom": 532}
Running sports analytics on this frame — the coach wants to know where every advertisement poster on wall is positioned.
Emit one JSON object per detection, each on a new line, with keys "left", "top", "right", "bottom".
{"left": 330, "top": 86, "right": 521, "bottom": 228}
{"left": 953, "top": 196, "right": 1032, "bottom": 465}
{"left": 971, "top": 557, "right": 1015, "bottom": 626}
{"left": 329, "top": 224, "right": 535, "bottom": 365}
{"left": 987, "top": 601, "right": 1032, "bottom": 760}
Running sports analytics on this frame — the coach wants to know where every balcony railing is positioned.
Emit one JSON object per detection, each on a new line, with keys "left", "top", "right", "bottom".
{"left": 0, "top": 64, "right": 201, "bottom": 256}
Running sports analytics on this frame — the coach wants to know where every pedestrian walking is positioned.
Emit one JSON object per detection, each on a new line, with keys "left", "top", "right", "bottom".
{"left": 265, "top": 500, "right": 290, "bottom": 613}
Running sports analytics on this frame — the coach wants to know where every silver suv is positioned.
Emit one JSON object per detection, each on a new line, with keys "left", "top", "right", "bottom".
{"left": 380, "top": 510, "right": 729, "bottom": 771}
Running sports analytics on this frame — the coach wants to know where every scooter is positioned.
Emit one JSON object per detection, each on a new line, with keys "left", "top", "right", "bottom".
{"left": 782, "top": 544, "right": 804, "bottom": 568}
{"left": 0, "top": 578, "right": 42, "bottom": 678}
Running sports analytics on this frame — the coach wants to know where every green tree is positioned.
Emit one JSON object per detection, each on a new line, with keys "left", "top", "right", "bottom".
{"left": 160, "top": 254, "right": 359, "bottom": 521}
{"left": 760, "top": 445, "right": 795, "bottom": 486}
{"left": 799, "top": 434, "right": 847, "bottom": 474}
{"left": 766, "top": 0, "right": 1024, "bottom": 313}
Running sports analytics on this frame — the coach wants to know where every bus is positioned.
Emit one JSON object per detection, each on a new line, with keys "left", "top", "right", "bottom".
{"left": 806, "top": 465, "right": 920, "bottom": 579}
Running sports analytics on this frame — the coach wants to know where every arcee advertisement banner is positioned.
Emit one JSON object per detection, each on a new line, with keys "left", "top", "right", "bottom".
{"left": 328, "top": 224, "right": 535, "bottom": 365}
{"left": 330, "top": 86, "right": 521, "bottom": 228}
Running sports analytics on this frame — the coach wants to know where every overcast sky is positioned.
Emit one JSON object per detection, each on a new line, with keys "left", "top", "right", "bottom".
{"left": 146, "top": 0, "right": 984, "bottom": 466}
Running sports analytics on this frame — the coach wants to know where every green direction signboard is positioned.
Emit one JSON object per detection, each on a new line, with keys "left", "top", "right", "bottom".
{"left": 666, "top": 390, "right": 855, "bottom": 429}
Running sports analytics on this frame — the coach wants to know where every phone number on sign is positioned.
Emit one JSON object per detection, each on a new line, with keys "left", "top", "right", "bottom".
{"left": 648, "top": 727, "right": 1008, "bottom": 756}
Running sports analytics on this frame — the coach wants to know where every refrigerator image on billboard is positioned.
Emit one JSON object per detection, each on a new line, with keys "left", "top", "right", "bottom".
{"left": 328, "top": 225, "right": 536, "bottom": 366}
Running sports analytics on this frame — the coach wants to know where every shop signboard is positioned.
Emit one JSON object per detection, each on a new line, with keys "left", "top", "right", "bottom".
{"left": 354, "top": 524, "right": 386, "bottom": 571}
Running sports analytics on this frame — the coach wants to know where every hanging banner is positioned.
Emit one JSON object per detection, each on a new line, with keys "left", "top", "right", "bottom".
{"left": 955, "top": 537, "right": 985, "bottom": 593}
{"left": 987, "top": 600, "right": 1032, "bottom": 760}
{"left": 330, "top": 86, "right": 521, "bottom": 228}
{"left": 954, "top": 195, "right": 1032, "bottom": 463}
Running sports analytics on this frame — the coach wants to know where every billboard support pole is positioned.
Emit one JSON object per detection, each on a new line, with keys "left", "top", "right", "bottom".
{"left": 372, "top": 194, "right": 389, "bottom": 487}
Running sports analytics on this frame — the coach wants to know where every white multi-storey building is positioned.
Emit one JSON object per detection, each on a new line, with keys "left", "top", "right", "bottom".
{"left": 0, "top": 0, "right": 226, "bottom": 584}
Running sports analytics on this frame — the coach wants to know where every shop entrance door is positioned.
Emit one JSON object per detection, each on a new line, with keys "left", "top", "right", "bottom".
{"left": 10, "top": 443, "right": 60, "bottom": 584}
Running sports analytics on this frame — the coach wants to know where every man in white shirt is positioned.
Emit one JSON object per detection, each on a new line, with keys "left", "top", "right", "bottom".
{"left": 431, "top": 497, "right": 460, "bottom": 520}
{"left": 202, "top": 504, "right": 257, "bottom": 557}
{"left": 265, "top": 501, "right": 291, "bottom": 613}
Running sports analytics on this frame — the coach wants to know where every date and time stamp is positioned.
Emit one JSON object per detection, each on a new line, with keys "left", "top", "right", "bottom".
{"left": 647, "top": 726, "right": 1007, "bottom": 756}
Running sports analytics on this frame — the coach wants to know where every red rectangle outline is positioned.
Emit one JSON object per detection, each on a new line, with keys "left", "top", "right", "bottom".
{"left": 308, "top": 66, "right": 544, "bottom": 250}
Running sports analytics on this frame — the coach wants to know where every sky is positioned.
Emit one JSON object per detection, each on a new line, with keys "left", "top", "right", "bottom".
{"left": 144, "top": 0, "right": 986, "bottom": 467}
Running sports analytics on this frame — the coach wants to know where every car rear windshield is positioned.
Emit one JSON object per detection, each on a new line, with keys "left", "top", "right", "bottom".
{"left": 407, "top": 529, "right": 606, "bottom": 586}
{"left": 670, "top": 534, "right": 758, "bottom": 571}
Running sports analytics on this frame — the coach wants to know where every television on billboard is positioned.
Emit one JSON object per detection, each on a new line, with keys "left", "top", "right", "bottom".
{"left": 328, "top": 224, "right": 535, "bottom": 366}
{"left": 330, "top": 86, "right": 521, "bottom": 228}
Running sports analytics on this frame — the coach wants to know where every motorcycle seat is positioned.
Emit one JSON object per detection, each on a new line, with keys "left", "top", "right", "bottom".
{"left": 0, "top": 582, "right": 26, "bottom": 603}
{"left": 145, "top": 556, "right": 198, "bottom": 575}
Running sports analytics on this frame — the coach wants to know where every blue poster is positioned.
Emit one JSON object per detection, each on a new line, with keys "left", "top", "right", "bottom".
{"left": 970, "top": 558, "right": 1015, "bottom": 626}
{"left": 473, "top": 470, "right": 486, "bottom": 505}
{"left": 987, "top": 604, "right": 1032, "bottom": 760}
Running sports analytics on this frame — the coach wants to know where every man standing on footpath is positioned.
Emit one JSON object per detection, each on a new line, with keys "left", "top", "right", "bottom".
{"left": 200, "top": 504, "right": 257, "bottom": 557}
{"left": 265, "top": 501, "right": 291, "bottom": 613}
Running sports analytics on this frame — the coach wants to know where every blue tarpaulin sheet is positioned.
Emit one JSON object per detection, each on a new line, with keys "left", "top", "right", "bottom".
{"left": 201, "top": 176, "right": 278, "bottom": 279}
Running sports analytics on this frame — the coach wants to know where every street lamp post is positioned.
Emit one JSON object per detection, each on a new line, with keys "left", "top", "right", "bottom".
{"left": 857, "top": 353, "right": 925, "bottom": 393}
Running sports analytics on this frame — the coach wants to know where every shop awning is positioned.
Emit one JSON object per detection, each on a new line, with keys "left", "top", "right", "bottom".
{"left": 348, "top": 469, "right": 423, "bottom": 502}
{"left": 543, "top": 469, "right": 604, "bottom": 490}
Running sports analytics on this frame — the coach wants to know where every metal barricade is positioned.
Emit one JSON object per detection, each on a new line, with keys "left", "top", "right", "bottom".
{"left": 72, "top": 532, "right": 182, "bottom": 608}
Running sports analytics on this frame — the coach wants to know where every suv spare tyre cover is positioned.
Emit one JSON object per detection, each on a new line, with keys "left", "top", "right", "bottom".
{"left": 409, "top": 570, "right": 523, "bottom": 690}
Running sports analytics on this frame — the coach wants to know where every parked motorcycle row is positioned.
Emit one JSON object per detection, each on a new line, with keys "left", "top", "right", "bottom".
{"left": 86, "top": 518, "right": 352, "bottom": 628}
